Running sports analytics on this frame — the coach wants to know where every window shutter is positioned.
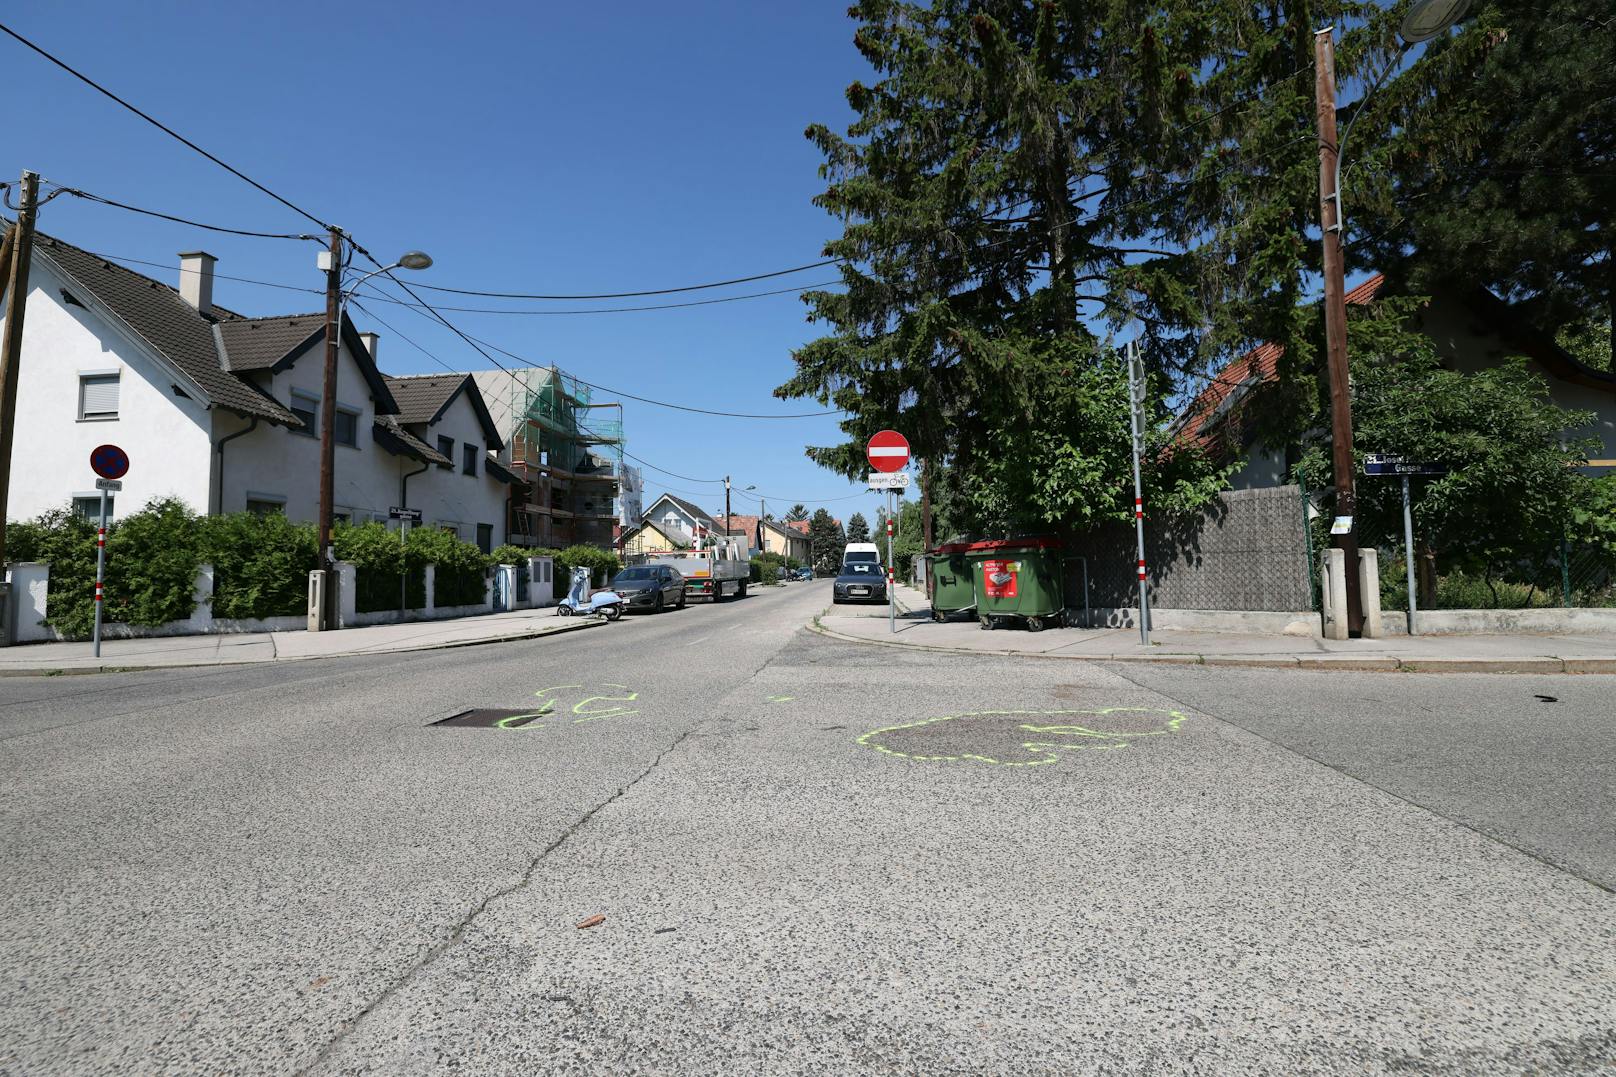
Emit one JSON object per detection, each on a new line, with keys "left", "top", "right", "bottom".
{"left": 81, "top": 374, "right": 120, "bottom": 417}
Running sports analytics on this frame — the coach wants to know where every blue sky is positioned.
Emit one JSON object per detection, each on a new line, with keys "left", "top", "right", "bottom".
{"left": 5, "top": 2, "right": 895, "bottom": 522}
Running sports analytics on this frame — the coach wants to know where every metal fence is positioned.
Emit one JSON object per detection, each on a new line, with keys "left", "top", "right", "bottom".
{"left": 1306, "top": 488, "right": 1615, "bottom": 610}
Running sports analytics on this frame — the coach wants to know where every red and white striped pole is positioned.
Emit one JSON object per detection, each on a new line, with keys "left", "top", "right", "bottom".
{"left": 1126, "top": 340, "right": 1151, "bottom": 645}
{"left": 92, "top": 488, "right": 109, "bottom": 657}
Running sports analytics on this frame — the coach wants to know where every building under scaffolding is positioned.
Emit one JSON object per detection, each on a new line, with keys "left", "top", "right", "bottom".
{"left": 471, "top": 366, "right": 624, "bottom": 550}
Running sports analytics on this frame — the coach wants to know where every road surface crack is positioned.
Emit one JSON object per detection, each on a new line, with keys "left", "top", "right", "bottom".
{"left": 296, "top": 727, "right": 697, "bottom": 1074}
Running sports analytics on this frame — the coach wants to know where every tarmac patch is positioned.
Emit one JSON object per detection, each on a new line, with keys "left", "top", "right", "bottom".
{"left": 433, "top": 684, "right": 640, "bottom": 729}
{"left": 858, "top": 707, "right": 1189, "bottom": 767}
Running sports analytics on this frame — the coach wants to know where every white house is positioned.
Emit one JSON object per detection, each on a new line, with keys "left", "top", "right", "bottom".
{"left": 641, "top": 493, "right": 722, "bottom": 546}
{"left": 0, "top": 231, "right": 513, "bottom": 544}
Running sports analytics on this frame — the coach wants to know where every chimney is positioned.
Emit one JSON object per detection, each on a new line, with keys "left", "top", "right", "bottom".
{"left": 177, "top": 251, "right": 216, "bottom": 315}
{"left": 358, "top": 332, "right": 380, "bottom": 361}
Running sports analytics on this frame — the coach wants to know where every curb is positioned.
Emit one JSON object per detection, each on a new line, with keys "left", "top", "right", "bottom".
{"left": 0, "top": 614, "right": 608, "bottom": 678}
{"left": 806, "top": 620, "right": 1616, "bottom": 674}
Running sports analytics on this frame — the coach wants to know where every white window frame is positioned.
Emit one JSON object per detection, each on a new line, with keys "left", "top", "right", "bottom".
{"left": 334, "top": 404, "right": 361, "bottom": 448}
{"left": 78, "top": 370, "right": 121, "bottom": 421}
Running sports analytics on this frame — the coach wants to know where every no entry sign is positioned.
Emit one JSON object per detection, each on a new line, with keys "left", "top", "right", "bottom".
{"left": 867, "top": 430, "right": 909, "bottom": 473}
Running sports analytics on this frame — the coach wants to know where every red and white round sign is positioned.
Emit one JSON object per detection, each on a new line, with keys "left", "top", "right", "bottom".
{"left": 867, "top": 429, "right": 910, "bottom": 473}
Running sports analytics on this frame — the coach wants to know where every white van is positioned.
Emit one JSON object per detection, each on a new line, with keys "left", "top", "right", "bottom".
{"left": 842, "top": 542, "right": 881, "bottom": 568}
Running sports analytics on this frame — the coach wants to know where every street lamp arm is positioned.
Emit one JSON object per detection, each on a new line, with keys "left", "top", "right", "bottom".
{"left": 1331, "top": 41, "right": 1414, "bottom": 236}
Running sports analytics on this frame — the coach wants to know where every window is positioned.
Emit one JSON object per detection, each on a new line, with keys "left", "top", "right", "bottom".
{"left": 476, "top": 523, "right": 493, "bottom": 553}
{"left": 463, "top": 444, "right": 478, "bottom": 476}
{"left": 334, "top": 407, "right": 359, "bottom": 447}
{"left": 437, "top": 435, "right": 454, "bottom": 469}
{"left": 290, "top": 391, "right": 318, "bottom": 436}
{"left": 79, "top": 373, "right": 120, "bottom": 420}
{"left": 73, "top": 495, "right": 112, "bottom": 520}
{"left": 245, "top": 498, "right": 285, "bottom": 516}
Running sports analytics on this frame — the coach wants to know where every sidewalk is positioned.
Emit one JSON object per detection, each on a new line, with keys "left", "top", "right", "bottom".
{"left": 814, "top": 584, "right": 1616, "bottom": 673}
{"left": 0, "top": 607, "right": 605, "bottom": 675}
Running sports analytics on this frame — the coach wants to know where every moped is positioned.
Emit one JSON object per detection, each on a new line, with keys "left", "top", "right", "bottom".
{"left": 555, "top": 566, "right": 623, "bottom": 620}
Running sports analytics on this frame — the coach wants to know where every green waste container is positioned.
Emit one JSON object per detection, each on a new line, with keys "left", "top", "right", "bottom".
{"left": 926, "top": 542, "right": 976, "bottom": 621}
{"left": 966, "top": 537, "right": 1064, "bottom": 632}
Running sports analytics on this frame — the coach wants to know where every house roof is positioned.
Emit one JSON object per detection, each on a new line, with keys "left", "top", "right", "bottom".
{"left": 372, "top": 416, "right": 451, "bottom": 466}
{"left": 382, "top": 373, "right": 504, "bottom": 448}
{"left": 31, "top": 231, "right": 400, "bottom": 425}
{"left": 647, "top": 493, "right": 718, "bottom": 529}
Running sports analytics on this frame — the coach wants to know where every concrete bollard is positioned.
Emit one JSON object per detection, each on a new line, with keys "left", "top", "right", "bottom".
{"left": 1358, "top": 548, "right": 1383, "bottom": 639}
{"left": 1321, "top": 548, "right": 1348, "bottom": 640}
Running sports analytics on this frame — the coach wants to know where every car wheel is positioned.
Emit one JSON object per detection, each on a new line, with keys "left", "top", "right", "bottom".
{"left": 655, "top": 593, "right": 665, "bottom": 614}
{"left": 739, "top": 581, "right": 748, "bottom": 597}
{"left": 677, "top": 589, "right": 686, "bottom": 610}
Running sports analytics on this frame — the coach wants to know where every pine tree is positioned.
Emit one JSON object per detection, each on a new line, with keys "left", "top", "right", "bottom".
{"left": 808, "top": 508, "right": 845, "bottom": 575}
{"left": 846, "top": 513, "right": 871, "bottom": 544}
{"left": 785, "top": 504, "right": 809, "bottom": 523}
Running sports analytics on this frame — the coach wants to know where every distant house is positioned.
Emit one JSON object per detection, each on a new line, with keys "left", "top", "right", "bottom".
{"left": 0, "top": 231, "right": 510, "bottom": 545}
{"left": 380, "top": 373, "right": 514, "bottom": 552}
{"left": 1177, "top": 274, "right": 1616, "bottom": 488}
{"left": 722, "top": 514, "right": 811, "bottom": 562}
{"left": 620, "top": 518, "right": 688, "bottom": 557}
{"left": 642, "top": 493, "right": 722, "bottom": 546}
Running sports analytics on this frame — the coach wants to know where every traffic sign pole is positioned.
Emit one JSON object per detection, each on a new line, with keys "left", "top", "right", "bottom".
{"left": 1126, "top": 341, "right": 1150, "bottom": 645}
{"left": 93, "top": 487, "right": 108, "bottom": 658}
{"left": 1402, "top": 475, "right": 1418, "bottom": 636}
{"left": 886, "top": 490, "right": 896, "bottom": 634}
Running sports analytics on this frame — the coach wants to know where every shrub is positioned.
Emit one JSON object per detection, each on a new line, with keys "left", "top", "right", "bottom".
{"left": 488, "top": 544, "right": 532, "bottom": 565}
{"left": 407, "top": 527, "right": 489, "bottom": 607}
{"left": 333, "top": 521, "right": 423, "bottom": 613}
{"left": 553, "top": 544, "right": 619, "bottom": 588}
{"left": 202, "top": 512, "right": 318, "bottom": 620}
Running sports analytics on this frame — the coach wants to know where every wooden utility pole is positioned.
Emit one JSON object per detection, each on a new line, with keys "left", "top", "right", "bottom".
{"left": 0, "top": 171, "right": 40, "bottom": 569}
{"left": 316, "top": 226, "right": 343, "bottom": 629}
{"left": 1314, "top": 29, "right": 1363, "bottom": 636}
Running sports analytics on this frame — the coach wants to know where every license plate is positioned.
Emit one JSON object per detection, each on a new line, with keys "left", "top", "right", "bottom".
{"left": 851, "top": 586, "right": 869, "bottom": 595}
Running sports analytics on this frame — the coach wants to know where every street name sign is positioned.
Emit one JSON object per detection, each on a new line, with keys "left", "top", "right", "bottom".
{"left": 1365, "top": 453, "right": 1449, "bottom": 477}
{"left": 94, "top": 478, "right": 123, "bottom": 492}
{"left": 90, "top": 443, "right": 129, "bottom": 481}
{"left": 389, "top": 507, "right": 423, "bottom": 522}
{"left": 867, "top": 430, "right": 910, "bottom": 473}
{"left": 867, "top": 471, "right": 910, "bottom": 490}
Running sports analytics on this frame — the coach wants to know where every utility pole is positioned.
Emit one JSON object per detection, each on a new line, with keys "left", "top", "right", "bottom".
{"left": 724, "top": 476, "right": 731, "bottom": 543}
{"left": 1125, "top": 340, "right": 1151, "bottom": 645}
{"left": 1315, "top": 27, "right": 1363, "bottom": 636}
{"left": 316, "top": 226, "right": 343, "bottom": 630}
{"left": 0, "top": 171, "right": 40, "bottom": 570}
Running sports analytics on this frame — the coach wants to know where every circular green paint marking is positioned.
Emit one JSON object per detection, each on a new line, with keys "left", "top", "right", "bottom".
{"left": 857, "top": 707, "right": 1189, "bottom": 766}
{"left": 495, "top": 685, "right": 641, "bottom": 729}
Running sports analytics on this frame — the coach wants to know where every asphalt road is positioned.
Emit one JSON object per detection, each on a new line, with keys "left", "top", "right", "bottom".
{"left": 2, "top": 581, "right": 1612, "bottom": 1075}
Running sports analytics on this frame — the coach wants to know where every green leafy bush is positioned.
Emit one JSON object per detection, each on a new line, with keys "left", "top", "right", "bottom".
{"left": 407, "top": 527, "right": 489, "bottom": 607}
{"left": 489, "top": 544, "right": 532, "bottom": 566}
{"left": 333, "top": 521, "right": 422, "bottom": 613}
{"left": 202, "top": 512, "right": 318, "bottom": 620}
{"left": 553, "top": 544, "right": 619, "bottom": 588}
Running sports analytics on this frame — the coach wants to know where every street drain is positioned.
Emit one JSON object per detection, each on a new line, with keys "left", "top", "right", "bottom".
{"left": 434, "top": 709, "right": 546, "bottom": 729}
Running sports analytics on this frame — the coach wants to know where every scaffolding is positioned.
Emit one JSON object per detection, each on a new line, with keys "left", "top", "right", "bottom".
{"left": 490, "top": 366, "right": 625, "bottom": 551}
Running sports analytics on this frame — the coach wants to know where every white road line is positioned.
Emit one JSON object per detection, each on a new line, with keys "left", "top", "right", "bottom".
{"left": 684, "top": 636, "right": 713, "bottom": 647}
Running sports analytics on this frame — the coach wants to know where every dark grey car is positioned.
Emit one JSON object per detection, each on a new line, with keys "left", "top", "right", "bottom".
{"left": 610, "top": 565, "right": 687, "bottom": 613}
{"left": 832, "top": 562, "right": 887, "bottom": 604}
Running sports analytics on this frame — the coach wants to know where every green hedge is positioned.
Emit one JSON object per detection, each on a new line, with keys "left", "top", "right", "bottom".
{"left": 407, "top": 526, "right": 488, "bottom": 607}
{"left": 204, "top": 511, "right": 319, "bottom": 619}
{"left": 332, "top": 521, "right": 423, "bottom": 613}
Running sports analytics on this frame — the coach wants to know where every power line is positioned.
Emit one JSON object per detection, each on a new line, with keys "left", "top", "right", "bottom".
{"left": 44, "top": 183, "right": 318, "bottom": 240}
{"left": 0, "top": 20, "right": 331, "bottom": 232}
{"left": 349, "top": 278, "right": 844, "bottom": 315}
{"left": 619, "top": 450, "right": 724, "bottom": 485}
{"left": 410, "top": 258, "right": 841, "bottom": 301}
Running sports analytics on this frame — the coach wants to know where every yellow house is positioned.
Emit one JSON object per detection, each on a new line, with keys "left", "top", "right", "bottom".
{"left": 620, "top": 519, "right": 688, "bottom": 557}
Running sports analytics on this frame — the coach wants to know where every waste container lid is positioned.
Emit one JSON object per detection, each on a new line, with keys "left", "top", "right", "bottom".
{"left": 963, "top": 536, "right": 1063, "bottom": 552}
{"left": 927, "top": 542, "right": 974, "bottom": 555}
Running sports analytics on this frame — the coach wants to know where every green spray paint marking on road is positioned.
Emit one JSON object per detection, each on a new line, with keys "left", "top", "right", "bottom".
{"left": 487, "top": 685, "right": 641, "bottom": 729}
{"left": 857, "top": 707, "right": 1189, "bottom": 767}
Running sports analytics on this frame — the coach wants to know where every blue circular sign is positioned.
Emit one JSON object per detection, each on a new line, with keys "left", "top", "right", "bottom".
{"left": 90, "top": 444, "right": 129, "bottom": 481}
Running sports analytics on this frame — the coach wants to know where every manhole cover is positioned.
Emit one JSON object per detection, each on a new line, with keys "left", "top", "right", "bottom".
{"left": 435, "top": 709, "right": 547, "bottom": 729}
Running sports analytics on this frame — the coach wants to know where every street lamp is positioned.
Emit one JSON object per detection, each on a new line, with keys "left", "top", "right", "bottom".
{"left": 745, "top": 485, "right": 763, "bottom": 555}
{"left": 314, "top": 243, "right": 433, "bottom": 630}
{"left": 1314, "top": 0, "right": 1467, "bottom": 636}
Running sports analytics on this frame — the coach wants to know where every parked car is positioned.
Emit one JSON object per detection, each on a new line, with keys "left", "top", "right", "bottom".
{"left": 832, "top": 561, "right": 887, "bottom": 604}
{"left": 794, "top": 568, "right": 813, "bottom": 581}
{"left": 609, "top": 565, "right": 686, "bottom": 613}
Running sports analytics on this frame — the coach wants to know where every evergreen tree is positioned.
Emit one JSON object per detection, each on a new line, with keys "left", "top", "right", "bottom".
{"left": 846, "top": 512, "right": 871, "bottom": 543}
{"left": 808, "top": 508, "right": 845, "bottom": 575}
{"left": 785, "top": 504, "right": 810, "bottom": 523}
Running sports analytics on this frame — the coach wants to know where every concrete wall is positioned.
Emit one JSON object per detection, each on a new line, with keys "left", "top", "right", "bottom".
{"left": 2, "top": 262, "right": 214, "bottom": 522}
{"left": 1066, "top": 485, "right": 1312, "bottom": 613}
